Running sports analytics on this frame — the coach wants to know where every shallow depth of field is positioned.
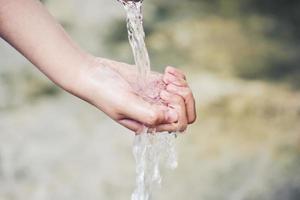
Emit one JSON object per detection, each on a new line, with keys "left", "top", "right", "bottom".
{"left": 0, "top": 0, "right": 300, "bottom": 199}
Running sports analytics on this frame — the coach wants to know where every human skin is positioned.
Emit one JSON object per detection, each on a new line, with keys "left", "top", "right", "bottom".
{"left": 0, "top": 0, "right": 196, "bottom": 133}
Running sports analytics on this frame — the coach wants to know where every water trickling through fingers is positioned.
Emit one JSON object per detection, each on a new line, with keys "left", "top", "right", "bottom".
{"left": 117, "top": 1, "right": 178, "bottom": 200}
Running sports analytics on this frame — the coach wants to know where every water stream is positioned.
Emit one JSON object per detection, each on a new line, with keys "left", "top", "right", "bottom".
{"left": 117, "top": 1, "right": 178, "bottom": 200}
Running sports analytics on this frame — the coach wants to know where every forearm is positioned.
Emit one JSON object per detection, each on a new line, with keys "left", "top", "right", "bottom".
{"left": 0, "top": 0, "right": 94, "bottom": 92}
{"left": 0, "top": 0, "right": 193, "bottom": 132}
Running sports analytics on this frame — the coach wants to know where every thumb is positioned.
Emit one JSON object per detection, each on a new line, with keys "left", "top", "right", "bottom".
{"left": 121, "top": 93, "right": 178, "bottom": 128}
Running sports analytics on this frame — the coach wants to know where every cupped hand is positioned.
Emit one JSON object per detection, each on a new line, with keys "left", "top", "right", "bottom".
{"left": 75, "top": 57, "right": 178, "bottom": 133}
{"left": 108, "top": 62, "right": 197, "bottom": 133}
{"left": 160, "top": 66, "right": 197, "bottom": 132}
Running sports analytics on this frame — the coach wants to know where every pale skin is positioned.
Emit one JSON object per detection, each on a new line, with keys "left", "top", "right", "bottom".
{"left": 0, "top": 0, "right": 196, "bottom": 133}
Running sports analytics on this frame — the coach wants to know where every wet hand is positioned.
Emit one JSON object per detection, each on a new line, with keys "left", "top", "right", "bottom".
{"left": 160, "top": 66, "right": 197, "bottom": 132}
{"left": 76, "top": 58, "right": 178, "bottom": 133}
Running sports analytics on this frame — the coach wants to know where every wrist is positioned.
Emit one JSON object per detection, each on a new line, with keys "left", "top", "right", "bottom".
{"left": 62, "top": 52, "right": 96, "bottom": 96}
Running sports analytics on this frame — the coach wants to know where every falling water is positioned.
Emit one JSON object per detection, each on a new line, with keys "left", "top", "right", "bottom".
{"left": 117, "top": 0, "right": 178, "bottom": 200}
{"left": 119, "top": 0, "right": 149, "bottom": 89}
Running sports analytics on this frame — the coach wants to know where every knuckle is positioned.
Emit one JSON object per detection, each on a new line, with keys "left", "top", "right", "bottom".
{"left": 167, "top": 124, "right": 179, "bottom": 133}
{"left": 147, "top": 110, "right": 162, "bottom": 126}
{"left": 147, "top": 115, "right": 158, "bottom": 126}
{"left": 115, "top": 107, "right": 126, "bottom": 119}
{"left": 172, "top": 95, "right": 182, "bottom": 103}
{"left": 183, "top": 88, "right": 192, "bottom": 99}
{"left": 113, "top": 110, "right": 123, "bottom": 121}
{"left": 185, "top": 89, "right": 194, "bottom": 101}
{"left": 187, "top": 94, "right": 194, "bottom": 104}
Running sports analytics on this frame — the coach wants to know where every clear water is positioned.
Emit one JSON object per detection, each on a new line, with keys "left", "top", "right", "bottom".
{"left": 132, "top": 130, "right": 178, "bottom": 200}
{"left": 123, "top": 0, "right": 150, "bottom": 89}
{"left": 117, "top": 1, "right": 178, "bottom": 200}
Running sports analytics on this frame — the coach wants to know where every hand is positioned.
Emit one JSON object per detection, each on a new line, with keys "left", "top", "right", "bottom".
{"left": 159, "top": 66, "right": 196, "bottom": 132}
{"left": 75, "top": 57, "right": 178, "bottom": 133}
{"left": 0, "top": 0, "right": 195, "bottom": 134}
{"left": 97, "top": 60, "right": 197, "bottom": 133}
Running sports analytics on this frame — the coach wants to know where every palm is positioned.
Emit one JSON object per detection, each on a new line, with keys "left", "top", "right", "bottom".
{"left": 81, "top": 58, "right": 170, "bottom": 132}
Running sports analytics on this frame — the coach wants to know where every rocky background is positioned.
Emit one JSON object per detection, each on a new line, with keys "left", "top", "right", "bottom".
{"left": 0, "top": 0, "right": 300, "bottom": 199}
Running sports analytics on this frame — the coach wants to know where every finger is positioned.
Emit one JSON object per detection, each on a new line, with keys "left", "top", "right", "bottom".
{"left": 119, "top": 118, "right": 178, "bottom": 134}
{"left": 163, "top": 73, "right": 188, "bottom": 87}
{"left": 120, "top": 93, "right": 178, "bottom": 128}
{"left": 165, "top": 66, "right": 186, "bottom": 80}
{"left": 156, "top": 123, "right": 185, "bottom": 133}
{"left": 160, "top": 90, "right": 188, "bottom": 132}
{"left": 119, "top": 119, "right": 144, "bottom": 133}
{"left": 166, "top": 84, "right": 197, "bottom": 124}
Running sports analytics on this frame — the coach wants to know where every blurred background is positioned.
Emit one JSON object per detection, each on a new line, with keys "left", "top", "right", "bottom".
{"left": 1, "top": 0, "right": 300, "bottom": 199}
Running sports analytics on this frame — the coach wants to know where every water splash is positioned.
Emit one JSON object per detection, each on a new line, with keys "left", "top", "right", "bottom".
{"left": 117, "top": 1, "right": 178, "bottom": 200}
{"left": 132, "top": 131, "right": 178, "bottom": 200}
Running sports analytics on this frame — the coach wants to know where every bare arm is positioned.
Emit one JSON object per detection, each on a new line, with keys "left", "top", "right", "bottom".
{"left": 0, "top": 0, "right": 91, "bottom": 92}
{"left": 0, "top": 0, "right": 195, "bottom": 132}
